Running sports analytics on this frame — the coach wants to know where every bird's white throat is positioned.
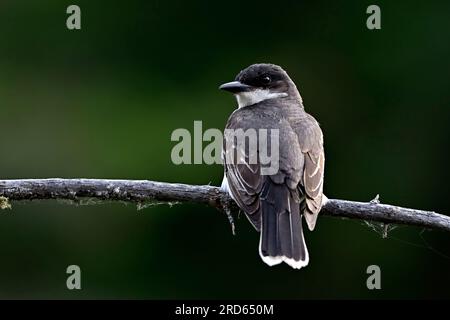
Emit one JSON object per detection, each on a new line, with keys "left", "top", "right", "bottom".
{"left": 235, "top": 89, "right": 288, "bottom": 108}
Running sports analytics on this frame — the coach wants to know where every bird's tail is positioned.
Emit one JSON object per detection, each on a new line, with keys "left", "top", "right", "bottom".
{"left": 259, "top": 183, "right": 308, "bottom": 269}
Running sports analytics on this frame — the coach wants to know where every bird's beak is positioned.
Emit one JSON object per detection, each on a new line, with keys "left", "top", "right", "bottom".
{"left": 219, "top": 81, "right": 253, "bottom": 93}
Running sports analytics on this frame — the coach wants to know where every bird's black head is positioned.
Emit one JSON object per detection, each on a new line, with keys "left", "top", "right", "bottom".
{"left": 219, "top": 63, "right": 299, "bottom": 108}
{"left": 235, "top": 64, "right": 291, "bottom": 90}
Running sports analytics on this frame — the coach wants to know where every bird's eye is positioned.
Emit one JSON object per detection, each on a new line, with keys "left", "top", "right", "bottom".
{"left": 261, "top": 76, "right": 271, "bottom": 85}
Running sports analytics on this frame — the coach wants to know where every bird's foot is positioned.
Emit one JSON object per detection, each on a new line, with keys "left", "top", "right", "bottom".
{"left": 220, "top": 196, "right": 236, "bottom": 236}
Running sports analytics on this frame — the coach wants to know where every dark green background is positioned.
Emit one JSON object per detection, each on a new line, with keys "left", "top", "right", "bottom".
{"left": 0, "top": 0, "right": 449, "bottom": 299}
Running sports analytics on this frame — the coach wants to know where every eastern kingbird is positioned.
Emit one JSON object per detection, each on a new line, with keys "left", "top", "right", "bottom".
{"left": 219, "top": 63, "right": 325, "bottom": 269}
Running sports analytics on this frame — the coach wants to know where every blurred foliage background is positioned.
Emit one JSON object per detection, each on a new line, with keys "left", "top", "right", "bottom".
{"left": 0, "top": 0, "right": 449, "bottom": 299}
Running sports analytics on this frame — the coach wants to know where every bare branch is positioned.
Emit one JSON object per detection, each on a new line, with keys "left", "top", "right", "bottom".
{"left": 0, "top": 178, "right": 448, "bottom": 233}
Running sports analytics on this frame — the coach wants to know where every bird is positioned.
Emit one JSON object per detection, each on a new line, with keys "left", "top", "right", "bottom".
{"left": 219, "top": 63, "right": 325, "bottom": 269}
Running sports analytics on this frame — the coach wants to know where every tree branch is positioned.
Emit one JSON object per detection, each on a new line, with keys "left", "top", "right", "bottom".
{"left": 0, "top": 178, "right": 448, "bottom": 233}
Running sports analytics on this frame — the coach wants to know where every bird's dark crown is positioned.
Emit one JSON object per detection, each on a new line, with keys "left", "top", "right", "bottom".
{"left": 235, "top": 63, "right": 290, "bottom": 89}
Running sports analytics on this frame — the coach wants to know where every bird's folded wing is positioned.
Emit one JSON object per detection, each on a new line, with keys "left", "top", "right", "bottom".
{"left": 224, "top": 145, "right": 264, "bottom": 230}
{"left": 293, "top": 115, "right": 325, "bottom": 231}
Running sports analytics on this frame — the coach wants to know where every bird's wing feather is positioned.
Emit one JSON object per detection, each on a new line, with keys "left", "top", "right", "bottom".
{"left": 292, "top": 113, "right": 325, "bottom": 231}
{"left": 224, "top": 156, "right": 263, "bottom": 230}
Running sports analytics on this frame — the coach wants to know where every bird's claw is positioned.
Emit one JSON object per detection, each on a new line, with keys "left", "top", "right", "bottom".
{"left": 221, "top": 197, "right": 236, "bottom": 236}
